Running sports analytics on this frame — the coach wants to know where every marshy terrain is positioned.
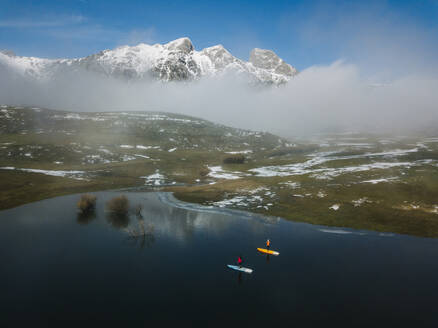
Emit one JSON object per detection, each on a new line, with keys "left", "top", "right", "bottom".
{"left": 1, "top": 105, "right": 438, "bottom": 237}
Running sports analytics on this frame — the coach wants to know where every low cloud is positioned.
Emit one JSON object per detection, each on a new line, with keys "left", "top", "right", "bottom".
{"left": 1, "top": 60, "right": 437, "bottom": 137}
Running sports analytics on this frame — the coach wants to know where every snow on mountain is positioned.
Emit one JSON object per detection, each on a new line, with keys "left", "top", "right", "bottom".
{"left": 0, "top": 37, "right": 298, "bottom": 84}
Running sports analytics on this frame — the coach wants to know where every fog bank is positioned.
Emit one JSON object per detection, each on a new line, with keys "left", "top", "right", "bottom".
{"left": 1, "top": 61, "right": 438, "bottom": 137}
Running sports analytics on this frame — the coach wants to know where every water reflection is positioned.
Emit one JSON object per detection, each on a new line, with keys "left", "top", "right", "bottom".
{"left": 125, "top": 212, "right": 155, "bottom": 249}
{"left": 1, "top": 191, "right": 438, "bottom": 325}
{"left": 71, "top": 192, "right": 277, "bottom": 244}
{"left": 237, "top": 272, "right": 243, "bottom": 285}
{"left": 143, "top": 195, "right": 268, "bottom": 243}
{"left": 76, "top": 210, "right": 96, "bottom": 225}
{"left": 106, "top": 211, "right": 130, "bottom": 229}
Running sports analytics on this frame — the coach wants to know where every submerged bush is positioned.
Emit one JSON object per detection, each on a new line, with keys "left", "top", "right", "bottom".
{"left": 106, "top": 195, "right": 130, "bottom": 229}
{"left": 223, "top": 154, "right": 245, "bottom": 164}
{"left": 106, "top": 195, "right": 129, "bottom": 215}
{"left": 77, "top": 194, "right": 97, "bottom": 214}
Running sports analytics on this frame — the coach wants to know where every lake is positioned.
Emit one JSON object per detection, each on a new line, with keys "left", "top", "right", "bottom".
{"left": 0, "top": 191, "right": 437, "bottom": 325}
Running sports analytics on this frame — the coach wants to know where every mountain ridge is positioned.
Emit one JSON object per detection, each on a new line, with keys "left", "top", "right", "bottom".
{"left": 0, "top": 37, "right": 298, "bottom": 84}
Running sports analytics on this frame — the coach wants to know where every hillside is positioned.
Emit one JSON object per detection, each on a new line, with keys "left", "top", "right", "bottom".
{"left": 0, "top": 105, "right": 288, "bottom": 206}
{"left": 1, "top": 105, "right": 438, "bottom": 237}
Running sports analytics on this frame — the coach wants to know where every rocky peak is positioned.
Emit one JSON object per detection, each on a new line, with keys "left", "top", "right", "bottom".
{"left": 249, "top": 48, "right": 296, "bottom": 76}
{"left": 202, "top": 44, "right": 230, "bottom": 57}
{"left": 200, "top": 44, "right": 238, "bottom": 69}
{"left": 250, "top": 48, "right": 281, "bottom": 69}
{"left": 164, "top": 37, "right": 194, "bottom": 53}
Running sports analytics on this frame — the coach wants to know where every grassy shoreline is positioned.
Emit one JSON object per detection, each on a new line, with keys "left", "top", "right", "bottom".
{"left": 1, "top": 106, "right": 438, "bottom": 238}
{"left": 2, "top": 168, "right": 438, "bottom": 238}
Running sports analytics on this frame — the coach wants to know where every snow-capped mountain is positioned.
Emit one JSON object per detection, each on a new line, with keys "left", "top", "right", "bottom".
{"left": 0, "top": 37, "right": 297, "bottom": 84}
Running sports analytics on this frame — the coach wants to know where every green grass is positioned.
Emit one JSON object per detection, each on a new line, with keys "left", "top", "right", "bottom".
{"left": 1, "top": 106, "right": 438, "bottom": 237}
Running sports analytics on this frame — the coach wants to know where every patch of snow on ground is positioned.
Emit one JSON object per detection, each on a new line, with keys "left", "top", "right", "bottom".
{"left": 136, "top": 145, "right": 160, "bottom": 150}
{"left": 84, "top": 154, "right": 114, "bottom": 164}
{"left": 279, "top": 181, "right": 301, "bottom": 189}
{"left": 207, "top": 166, "right": 245, "bottom": 180}
{"left": 213, "top": 194, "right": 264, "bottom": 208}
{"left": 317, "top": 191, "right": 327, "bottom": 198}
{"left": 140, "top": 171, "right": 165, "bottom": 186}
{"left": 352, "top": 197, "right": 370, "bottom": 207}
{"left": 250, "top": 147, "right": 421, "bottom": 179}
{"left": 120, "top": 145, "right": 134, "bottom": 149}
{"left": 311, "top": 163, "right": 410, "bottom": 180}
{"left": 0, "top": 167, "right": 86, "bottom": 180}
{"left": 329, "top": 204, "right": 340, "bottom": 210}
{"left": 416, "top": 142, "right": 429, "bottom": 149}
{"left": 247, "top": 187, "right": 269, "bottom": 194}
{"left": 134, "top": 154, "right": 150, "bottom": 159}
{"left": 122, "top": 155, "right": 137, "bottom": 161}
{"left": 335, "top": 143, "right": 373, "bottom": 148}
{"left": 168, "top": 148, "right": 177, "bottom": 152}
{"left": 225, "top": 150, "right": 253, "bottom": 154}
{"left": 362, "top": 177, "right": 398, "bottom": 184}
{"left": 98, "top": 148, "right": 113, "bottom": 155}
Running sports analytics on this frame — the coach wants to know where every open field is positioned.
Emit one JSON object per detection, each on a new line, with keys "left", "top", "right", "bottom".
{"left": 1, "top": 105, "right": 438, "bottom": 237}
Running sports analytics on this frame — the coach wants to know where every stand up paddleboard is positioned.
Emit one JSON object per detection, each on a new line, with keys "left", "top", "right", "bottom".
{"left": 257, "top": 248, "right": 280, "bottom": 256}
{"left": 227, "top": 265, "right": 253, "bottom": 274}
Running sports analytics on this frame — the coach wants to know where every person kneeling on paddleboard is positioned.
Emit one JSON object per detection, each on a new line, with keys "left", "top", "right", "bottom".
{"left": 237, "top": 255, "right": 243, "bottom": 268}
{"left": 266, "top": 239, "right": 271, "bottom": 249}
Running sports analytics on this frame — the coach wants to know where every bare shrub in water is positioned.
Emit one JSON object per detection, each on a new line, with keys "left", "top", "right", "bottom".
{"left": 77, "top": 194, "right": 97, "bottom": 214}
{"left": 135, "top": 204, "right": 143, "bottom": 217}
{"left": 107, "top": 195, "right": 129, "bottom": 215}
{"left": 106, "top": 195, "right": 130, "bottom": 229}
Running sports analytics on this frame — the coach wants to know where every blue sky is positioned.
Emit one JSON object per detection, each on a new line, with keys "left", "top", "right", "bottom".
{"left": 1, "top": 0, "right": 437, "bottom": 71}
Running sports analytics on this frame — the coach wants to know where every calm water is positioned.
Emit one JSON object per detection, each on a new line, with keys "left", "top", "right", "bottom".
{"left": 0, "top": 191, "right": 438, "bottom": 325}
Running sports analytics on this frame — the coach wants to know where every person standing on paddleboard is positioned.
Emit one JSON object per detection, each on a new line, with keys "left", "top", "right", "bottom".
{"left": 237, "top": 255, "right": 243, "bottom": 268}
{"left": 266, "top": 239, "right": 271, "bottom": 250}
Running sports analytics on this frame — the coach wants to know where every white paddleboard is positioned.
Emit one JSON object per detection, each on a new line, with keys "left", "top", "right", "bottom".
{"left": 227, "top": 264, "right": 253, "bottom": 274}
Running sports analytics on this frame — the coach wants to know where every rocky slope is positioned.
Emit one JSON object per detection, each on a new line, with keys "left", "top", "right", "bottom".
{"left": 0, "top": 37, "right": 297, "bottom": 84}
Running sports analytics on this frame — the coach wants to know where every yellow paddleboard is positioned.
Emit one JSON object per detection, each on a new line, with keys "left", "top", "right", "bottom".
{"left": 257, "top": 248, "right": 279, "bottom": 256}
